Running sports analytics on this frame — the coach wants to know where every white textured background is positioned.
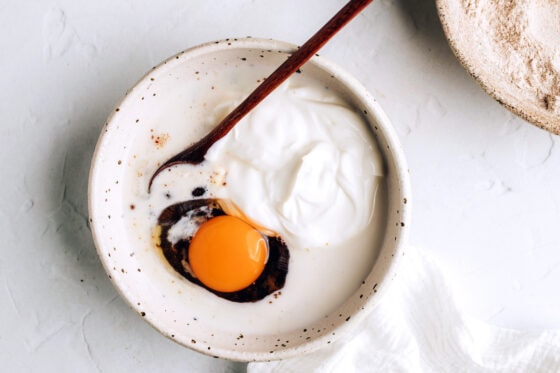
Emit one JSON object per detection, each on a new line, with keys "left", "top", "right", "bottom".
{"left": 2, "top": 0, "right": 560, "bottom": 371}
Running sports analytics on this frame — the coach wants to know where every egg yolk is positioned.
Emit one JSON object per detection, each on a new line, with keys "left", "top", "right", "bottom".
{"left": 188, "top": 215, "right": 268, "bottom": 293}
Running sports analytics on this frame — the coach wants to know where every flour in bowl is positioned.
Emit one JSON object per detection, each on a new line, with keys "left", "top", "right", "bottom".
{"left": 442, "top": 0, "right": 560, "bottom": 131}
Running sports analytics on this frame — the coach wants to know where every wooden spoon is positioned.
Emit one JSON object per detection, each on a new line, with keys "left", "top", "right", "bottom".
{"left": 148, "top": 0, "right": 373, "bottom": 192}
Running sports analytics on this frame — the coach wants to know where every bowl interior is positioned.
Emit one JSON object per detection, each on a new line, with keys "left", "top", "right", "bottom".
{"left": 88, "top": 38, "right": 410, "bottom": 361}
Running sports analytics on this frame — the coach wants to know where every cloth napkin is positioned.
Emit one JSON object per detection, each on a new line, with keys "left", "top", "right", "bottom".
{"left": 247, "top": 246, "right": 560, "bottom": 372}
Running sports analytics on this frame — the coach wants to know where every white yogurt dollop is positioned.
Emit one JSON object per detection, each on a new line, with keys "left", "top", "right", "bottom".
{"left": 205, "top": 82, "right": 382, "bottom": 249}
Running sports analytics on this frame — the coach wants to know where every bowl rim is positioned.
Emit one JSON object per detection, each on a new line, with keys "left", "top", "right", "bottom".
{"left": 88, "top": 36, "right": 411, "bottom": 361}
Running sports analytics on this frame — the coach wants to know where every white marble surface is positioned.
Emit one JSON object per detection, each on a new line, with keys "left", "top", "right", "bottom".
{"left": 2, "top": 0, "right": 559, "bottom": 371}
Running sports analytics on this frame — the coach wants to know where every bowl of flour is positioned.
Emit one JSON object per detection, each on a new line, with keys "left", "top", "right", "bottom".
{"left": 437, "top": 0, "right": 560, "bottom": 133}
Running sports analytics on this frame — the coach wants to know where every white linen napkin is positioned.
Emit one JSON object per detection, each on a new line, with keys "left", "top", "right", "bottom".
{"left": 247, "top": 246, "right": 560, "bottom": 372}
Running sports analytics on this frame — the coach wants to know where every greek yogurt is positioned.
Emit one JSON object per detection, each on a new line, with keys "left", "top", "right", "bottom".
{"left": 205, "top": 82, "right": 382, "bottom": 249}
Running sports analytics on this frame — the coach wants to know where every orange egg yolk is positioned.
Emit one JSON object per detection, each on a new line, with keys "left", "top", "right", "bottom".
{"left": 188, "top": 215, "right": 268, "bottom": 293}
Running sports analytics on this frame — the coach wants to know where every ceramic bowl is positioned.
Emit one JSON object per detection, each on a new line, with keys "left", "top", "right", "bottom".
{"left": 437, "top": 0, "right": 560, "bottom": 133}
{"left": 88, "top": 37, "right": 410, "bottom": 361}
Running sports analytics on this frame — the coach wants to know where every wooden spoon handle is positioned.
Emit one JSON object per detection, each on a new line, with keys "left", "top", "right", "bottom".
{"left": 199, "top": 0, "right": 374, "bottom": 149}
{"left": 149, "top": 0, "right": 373, "bottom": 191}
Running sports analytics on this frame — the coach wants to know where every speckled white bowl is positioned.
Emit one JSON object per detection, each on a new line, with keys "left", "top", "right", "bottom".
{"left": 88, "top": 38, "right": 410, "bottom": 361}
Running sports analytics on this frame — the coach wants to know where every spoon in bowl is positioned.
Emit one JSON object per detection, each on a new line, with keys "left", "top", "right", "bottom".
{"left": 148, "top": 0, "right": 373, "bottom": 192}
